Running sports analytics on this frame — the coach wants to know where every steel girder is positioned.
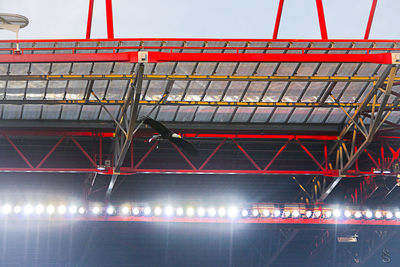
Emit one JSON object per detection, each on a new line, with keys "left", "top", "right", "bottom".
{"left": 106, "top": 63, "right": 144, "bottom": 197}
{"left": 318, "top": 65, "right": 399, "bottom": 202}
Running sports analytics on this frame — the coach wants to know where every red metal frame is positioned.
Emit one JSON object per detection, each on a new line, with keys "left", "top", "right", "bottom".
{"left": 273, "top": 0, "right": 285, "bottom": 39}
{"left": 315, "top": 0, "right": 328, "bottom": 39}
{"left": 0, "top": 130, "right": 398, "bottom": 176}
{"left": 86, "top": 0, "right": 94, "bottom": 39}
{"left": 0, "top": 51, "right": 395, "bottom": 64}
{"left": 105, "top": 0, "right": 114, "bottom": 39}
{"left": 364, "top": 0, "right": 378, "bottom": 39}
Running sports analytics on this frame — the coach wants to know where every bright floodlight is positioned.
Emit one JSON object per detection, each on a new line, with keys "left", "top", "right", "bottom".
{"left": 218, "top": 207, "right": 226, "bottom": 217}
{"left": 14, "top": 205, "right": 22, "bottom": 214}
{"left": 57, "top": 205, "right": 66, "bottom": 215}
{"left": 144, "top": 207, "right": 151, "bottom": 216}
{"left": 92, "top": 206, "right": 101, "bottom": 215}
{"left": 292, "top": 210, "right": 300, "bottom": 218}
{"left": 207, "top": 207, "right": 216, "bottom": 217}
{"left": 313, "top": 210, "right": 321, "bottom": 218}
{"left": 252, "top": 209, "right": 259, "bottom": 217}
{"left": 24, "top": 204, "right": 34, "bottom": 215}
{"left": 354, "top": 211, "right": 362, "bottom": 219}
{"left": 35, "top": 205, "right": 44, "bottom": 215}
{"left": 78, "top": 207, "right": 85, "bottom": 215}
{"left": 375, "top": 211, "right": 382, "bottom": 219}
{"left": 273, "top": 209, "right": 281, "bottom": 217}
{"left": 395, "top": 211, "right": 400, "bottom": 219}
{"left": 333, "top": 209, "right": 341, "bottom": 218}
{"left": 282, "top": 210, "right": 290, "bottom": 218}
{"left": 106, "top": 206, "right": 115, "bottom": 215}
{"left": 262, "top": 209, "right": 270, "bottom": 217}
{"left": 186, "top": 207, "right": 195, "bottom": 217}
{"left": 121, "top": 206, "right": 130, "bottom": 215}
{"left": 228, "top": 207, "right": 239, "bottom": 218}
{"left": 176, "top": 207, "right": 184, "bottom": 216}
{"left": 154, "top": 207, "right": 162, "bottom": 216}
{"left": 165, "top": 206, "right": 174, "bottom": 217}
{"left": 46, "top": 205, "right": 55, "bottom": 215}
{"left": 365, "top": 210, "right": 373, "bottom": 219}
{"left": 197, "top": 207, "right": 205, "bottom": 217}
{"left": 385, "top": 211, "right": 393, "bottom": 219}
{"left": 241, "top": 209, "right": 249, "bottom": 217}
{"left": 325, "top": 210, "right": 332, "bottom": 218}
{"left": 344, "top": 210, "right": 352, "bottom": 218}
{"left": 69, "top": 205, "right": 77, "bottom": 214}
{"left": 305, "top": 210, "right": 312, "bottom": 218}
{"left": 2, "top": 204, "right": 12, "bottom": 215}
{"left": 132, "top": 207, "right": 140, "bottom": 216}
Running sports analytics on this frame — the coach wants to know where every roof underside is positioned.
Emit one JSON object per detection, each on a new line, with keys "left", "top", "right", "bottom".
{"left": 0, "top": 39, "right": 399, "bottom": 127}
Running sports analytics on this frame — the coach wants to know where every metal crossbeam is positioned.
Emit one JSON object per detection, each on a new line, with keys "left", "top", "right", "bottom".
{"left": 106, "top": 63, "right": 144, "bottom": 197}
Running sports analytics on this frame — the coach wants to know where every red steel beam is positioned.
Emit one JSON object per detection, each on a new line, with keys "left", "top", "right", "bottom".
{"left": 364, "top": 0, "right": 378, "bottom": 39}
{"left": 3, "top": 134, "right": 34, "bottom": 168}
{"left": 232, "top": 139, "right": 261, "bottom": 170}
{"left": 36, "top": 136, "right": 65, "bottom": 168}
{"left": 70, "top": 136, "right": 98, "bottom": 167}
{"left": 0, "top": 51, "right": 395, "bottom": 64}
{"left": 199, "top": 139, "right": 226, "bottom": 170}
{"left": 296, "top": 139, "right": 325, "bottom": 171}
{"left": 264, "top": 138, "right": 291, "bottom": 170}
{"left": 315, "top": 0, "right": 328, "bottom": 39}
{"left": 273, "top": 0, "right": 285, "bottom": 39}
{"left": 170, "top": 143, "right": 197, "bottom": 170}
{"left": 105, "top": 0, "right": 114, "bottom": 39}
{"left": 86, "top": 0, "right": 94, "bottom": 39}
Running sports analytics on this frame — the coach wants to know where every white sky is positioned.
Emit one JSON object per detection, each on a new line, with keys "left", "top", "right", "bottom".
{"left": 0, "top": 0, "right": 400, "bottom": 40}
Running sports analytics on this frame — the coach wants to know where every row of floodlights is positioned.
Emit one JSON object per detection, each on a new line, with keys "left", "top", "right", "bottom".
{"left": 1, "top": 204, "right": 400, "bottom": 220}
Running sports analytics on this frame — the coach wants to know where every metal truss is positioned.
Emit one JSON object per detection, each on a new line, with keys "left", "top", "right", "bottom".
{"left": 0, "top": 130, "right": 398, "bottom": 178}
{"left": 106, "top": 63, "right": 144, "bottom": 197}
{"left": 318, "top": 65, "right": 399, "bottom": 201}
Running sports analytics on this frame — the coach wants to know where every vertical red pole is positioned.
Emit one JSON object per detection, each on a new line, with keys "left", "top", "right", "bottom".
{"left": 105, "top": 0, "right": 114, "bottom": 39}
{"left": 381, "top": 142, "right": 384, "bottom": 168}
{"left": 355, "top": 146, "right": 359, "bottom": 171}
{"left": 86, "top": 0, "right": 94, "bottom": 39}
{"left": 315, "top": 0, "right": 328, "bottom": 39}
{"left": 273, "top": 0, "right": 285, "bottom": 39}
{"left": 364, "top": 0, "right": 378, "bottom": 39}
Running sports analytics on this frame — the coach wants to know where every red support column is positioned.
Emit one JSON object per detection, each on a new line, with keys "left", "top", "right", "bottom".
{"left": 36, "top": 136, "right": 65, "bottom": 168}
{"left": 273, "top": 0, "right": 285, "bottom": 39}
{"left": 315, "top": 0, "right": 328, "bottom": 39}
{"left": 105, "top": 0, "right": 114, "bottom": 39}
{"left": 364, "top": 0, "right": 378, "bottom": 39}
{"left": 86, "top": 0, "right": 94, "bottom": 39}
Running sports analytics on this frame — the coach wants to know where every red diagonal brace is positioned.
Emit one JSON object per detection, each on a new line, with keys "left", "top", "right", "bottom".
{"left": 3, "top": 134, "right": 33, "bottom": 168}
{"left": 134, "top": 141, "right": 158, "bottom": 169}
{"left": 36, "top": 136, "right": 65, "bottom": 168}
{"left": 86, "top": 0, "right": 94, "bottom": 39}
{"left": 364, "top": 149, "right": 380, "bottom": 169}
{"left": 70, "top": 136, "right": 97, "bottom": 167}
{"left": 296, "top": 139, "right": 325, "bottom": 171}
{"left": 264, "top": 138, "right": 291, "bottom": 170}
{"left": 232, "top": 139, "right": 261, "bottom": 170}
{"left": 170, "top": 143, "right": 197, "bottom": 170}
{"left": 199, "top": 139, "right": 226, "bottom": 170}
{"left": 387, "top": 146, "right": 400, "bottom": 168}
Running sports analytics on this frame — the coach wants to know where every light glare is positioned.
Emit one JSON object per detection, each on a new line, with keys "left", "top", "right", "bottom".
{"left": 154, "top": 207, "right": 162, "bottom": 216}
{"left": 57, "top": 205, "right": 66, "bottom": 215}
{"left": 46, "top": 205, "right": 55, "bottom": 214}
{"left": 24, "top": 205, "right": 33, "bottom": 215}
{"left": 218, "top": 207, "right": 226, "bottom": 217}
{"left": 228, "top": 207, "right": 239, "bottom": 218}
{"left": 385, "top": 211, "right": 393, "bottom": 219}
{"left": 144, "top": 207, "right": 151, "bottom": 216}
{"left": 354, "top": 211, "right": 362, "bottom": 218}
{"left": 333, "top": 209, "right": 341, "bottom": 218}
{"left": 395, "top": 211, "right": 400, "bottom": 219}
{"left": 35, "top": 205, "right": 44, "bottom": 215}
{"left": 14, "top": 205, "right": 22, "bottom": 214}
{"left": 165, "top": 206, "right": 174, "bottom": 216}
{"left": 92, "top": 206, "right": 101, "bottom": 215}
{"left": 241, "top": 209, "right": 249, "bottom": 217}
{"left": 375, "top": 211, "right": 382, "bottom": 219}
{"left": 344, "top": 210, "right": 352, "bottom": 218}
{"left": 176, "top": 207, "right": 184, "bottom": 216}
{"left": 252, "top": 209, "right": 259, "bottom": 217}
{"left": 365, "top": 210, "right": 373, "bottom": 218}
{"left": 132, "top": 207, "right": 140, "bottom": 215}
{"left": 186, "top": 207, "right": 195, "bottom": 217}
{"left": 292, "top": 210, "right": 300, "bottom": 218}
{"left": 197, "top": 207, "right": 205, "bottom": 217}
{"left": 106, "top": 206, "right": 115, "bottom": 215}
{"left": 2, "top": 204, "right": 12, "bottom": 214}
{"left": 207, "top": 207, "right": 216, "bottom": 217}
{"left": 69, "top": 205, "right": 77, "bottom": 214}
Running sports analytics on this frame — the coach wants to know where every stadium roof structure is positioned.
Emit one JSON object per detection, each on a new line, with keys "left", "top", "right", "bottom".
{"left": 0, "top": 0, "right": 400, "bottom": 265}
